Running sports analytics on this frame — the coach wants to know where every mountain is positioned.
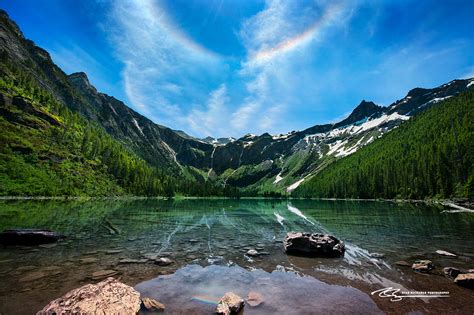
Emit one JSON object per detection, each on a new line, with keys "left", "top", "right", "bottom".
{"left": 200, "top": 136, "right": 236, "bottom": 145}
{"left": 204, "top": 78, "right": 473, "bottom": 195}
{"left": 0, "top": 10, "right": 215, "bottom": 176}
{"left": 0, "top": 9, "right": 472, "bottom": 198}
{"left": 0, "top": 10, "right": 233, "bottom": 197}
{"left": 294, "top": 89, "right": 474, "bottom": 199}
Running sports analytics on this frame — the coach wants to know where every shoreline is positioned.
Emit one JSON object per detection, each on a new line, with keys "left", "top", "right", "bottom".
{"left": 0, "top": 195, "right": 472, "bottom": 211}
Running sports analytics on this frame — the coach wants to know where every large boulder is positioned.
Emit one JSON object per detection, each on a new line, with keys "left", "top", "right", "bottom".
{"left": 37, "top": 277, "right": 141, "bottom": 314}
{"left": 0, "top": 229, "right": 64, "bottom": 246}
{"left": 283, "top": 232, "right": 345, "bottom": 257}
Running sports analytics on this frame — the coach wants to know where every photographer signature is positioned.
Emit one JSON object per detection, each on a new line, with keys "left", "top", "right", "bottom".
{"left": 371, "top": 287, "right": 449, "bottom": 302}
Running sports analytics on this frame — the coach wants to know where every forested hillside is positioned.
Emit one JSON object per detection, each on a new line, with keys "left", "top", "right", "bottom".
{"left": 294, "top": 90, "right": 474, "bottom": 200}
{"left": 0, "top": 60, "right": 234, "bottom": 197}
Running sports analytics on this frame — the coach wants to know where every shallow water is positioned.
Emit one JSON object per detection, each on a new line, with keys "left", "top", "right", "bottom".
{"left": 0, "top": 199, "right": 473, "bottom": 314}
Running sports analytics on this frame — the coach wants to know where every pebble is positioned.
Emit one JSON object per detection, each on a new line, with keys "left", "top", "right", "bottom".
{"left": 247, "top": 249, "right": 259, "bottom": 257}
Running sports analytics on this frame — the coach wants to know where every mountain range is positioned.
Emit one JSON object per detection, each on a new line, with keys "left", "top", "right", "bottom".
{"left": 0, "top": 9, "right": 473, "bottom": 198}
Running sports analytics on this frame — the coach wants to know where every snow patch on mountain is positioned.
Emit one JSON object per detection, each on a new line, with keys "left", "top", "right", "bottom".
{"left": 273, "top": 172, "right": 284, "bottom": 184}
{"left": 132, "top": 117, "right": 145, "bottom": 136}
{"left": 287, "top": 178, "right": 304, "bottom": 192}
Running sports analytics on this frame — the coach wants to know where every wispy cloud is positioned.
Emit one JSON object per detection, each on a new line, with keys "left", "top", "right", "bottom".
{"left": 186, "top": 84, "right": 230, "bottom": 136}
{"left": 230, "top": 0, "right": 353, "bottom": 134}
{"left": 104, "top": 0, "right": 224, "bottom": 127}
{"left": 101, "top": 0, "right": 351, "bottom": 137}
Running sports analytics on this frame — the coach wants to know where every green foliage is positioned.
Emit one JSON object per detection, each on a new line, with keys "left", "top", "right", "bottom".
{"left": 0, "top": 61, "right": 236, "bottom": 197}
{"left": 295, "top": 90, "right": 474, "bottom": 200}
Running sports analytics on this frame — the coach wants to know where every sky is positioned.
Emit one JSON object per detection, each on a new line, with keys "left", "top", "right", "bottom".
{"left": 2, "top": 0, "right": 474, "bottom": 138}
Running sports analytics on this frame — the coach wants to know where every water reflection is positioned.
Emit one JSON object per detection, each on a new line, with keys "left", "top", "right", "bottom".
{"left": 135, "top": 264, "right": 383, "bottom": 314}
{"left": 0, "top": 199, "right": 473, "bottom": 314}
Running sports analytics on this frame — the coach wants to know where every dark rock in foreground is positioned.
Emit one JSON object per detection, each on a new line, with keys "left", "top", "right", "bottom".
{"left": 37, "top": 277, "right": 141, "bottom": 314}
{"left": 283, "top": 232, "right": 345, "bottom": 257}
{"left": 443, "top": 267, "right": 463, "bottom": 279}
{"left": 0, "top": 229, "right": 64, "bottom": 246}
{"left": 454, "top": 273, "right": 474, "bottom": 289}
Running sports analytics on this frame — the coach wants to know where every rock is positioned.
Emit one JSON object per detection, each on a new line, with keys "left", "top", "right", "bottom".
{"left": 454, "top": 273, "right": 474, "bottom": 289}
{"left": 369, "top": 253, "right": 385, "bottom": 259}
{"left": 155, "top": 258, "right": 173, "bottom": 266}
{"left": 443, "top": 267, "right": 463, "bottom": 279}
{"left": 246, "top": 291, "right": 263, "bottom": 307}
{"left": 105, "top": 249, "right": 123, "bottom": 255}
{"left": 37, "top": 277, "right": 141, "bottom": 314}
{"left": 0, "top": 229, "right": 64, "bottom": 246}
{"left": 92, "top": 270, "right": 119, "bottom": 280}
{"left": 395, "top": 260, "right": 411, "bottom": 267}
{"left": 246, "top": 249, "right": 258, "bottom": 257}
{"left": 80, "top": 257, "right": 99, "bottom": 264}
{"left": 16, "top": 265, "right": 37, "bottom": 271}
{"left": 143, "top": 253, "right": 159, "bottom": 260}
{"left": 141, "top": 297, "right": 165, "bottom": 311}
{"left": 39, "top": 243, "right": 58, "bottom": 249}
{"left": 412, "top": 260, "right": 434, "bottom": 273}
{"left": 436, "top": 250, "right": 457, "bottom": 257}
{"left": 216, "top": 292, "right": 244, "bottom": 315}
{"left": 283, "top": 232, "right": 345, "bottom": 257}
{"left": 19, "top": 271, "right": 47, "bottom": 282}
{"left": 119, "top": 258, "right": 148, "bottom": 264}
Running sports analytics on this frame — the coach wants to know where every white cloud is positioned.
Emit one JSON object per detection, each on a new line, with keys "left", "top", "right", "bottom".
{"left": 229, "top": 0, "right": 352, "bottom": 135}
{"left": 102, "top": 0, "right": 354, "bottom": 137}
{"left": 104, "top": 0, "right": 222, "bottom": 128}
{"left": 186, "top": 84, "right": 230, "bottom": 136}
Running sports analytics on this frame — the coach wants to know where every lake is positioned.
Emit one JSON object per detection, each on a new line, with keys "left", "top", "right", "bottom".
{"left": 0, "top": 199, "right": 473, "bottom": 314}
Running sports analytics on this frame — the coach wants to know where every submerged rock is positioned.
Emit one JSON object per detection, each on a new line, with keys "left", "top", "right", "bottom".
{"left": 412, "top": 260, "right": 433, "bottom": 273}
{"left": 80, "top": 257, "right": 99, "bottom": 264}
{"left": 119, "top": 258, "right": 148, "bottom": 264}
{"left": 92, "top": 270, "right": 119, "bottom": 280}
{"left": 436, "top": 250, "right": 457, "bottom": 257}
{"left": 370, "top": 253, "right": 385, "bottom": 259}
{"left": 142, "top": 297, "right": 165, "bottom": 311}
{"left": 155, "top": 257, "right": 174, "bottom": 266}
{"left": 216, "top": 292, "right": 244, "bottom": 315}
{"left": 246, "top": 291, "right": 263, "bottom": 307}
{"left": 0, "top": 229, "right": 64, "bottom": 246}
{"left": 19, "top": 271, "right": 47, "bottom": 282}
{"left": 283, "top": 232, "right": 345, "bottom": 257}
{"left": 454, "top": 273, "right": 474, "bottom": 289}
{"left": 443, "top": 267, "right": 463, "bottom": 279}
{"left": 37, "top": 277, "right": 141, "bottom": 314}
{"left": 395, "top": 260, "right": 411, "bottom": 267}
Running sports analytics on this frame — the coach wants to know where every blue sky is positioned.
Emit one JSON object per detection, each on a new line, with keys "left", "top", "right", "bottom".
{"left": 2, "top": 0, "right": 474, "bottom": 137}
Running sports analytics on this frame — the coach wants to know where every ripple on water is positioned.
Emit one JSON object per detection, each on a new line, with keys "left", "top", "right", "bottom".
{"left": 135, "top": 264, "right": 383, "bottom": 314}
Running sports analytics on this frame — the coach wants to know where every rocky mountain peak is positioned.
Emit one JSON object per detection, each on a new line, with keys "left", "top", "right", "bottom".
{"left": 336, "top": 100, "right": 383, "bottom": 127}
{"left": 0, "top": 9, "right": 24, "bottom": 40}
{"left": 68, "top": 72, "right": 97, "bottom": 94}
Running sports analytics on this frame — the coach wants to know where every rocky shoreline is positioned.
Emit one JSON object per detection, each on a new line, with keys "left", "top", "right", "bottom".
{"left": 29, "top": 231, "right": 473, "bottom": 314}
